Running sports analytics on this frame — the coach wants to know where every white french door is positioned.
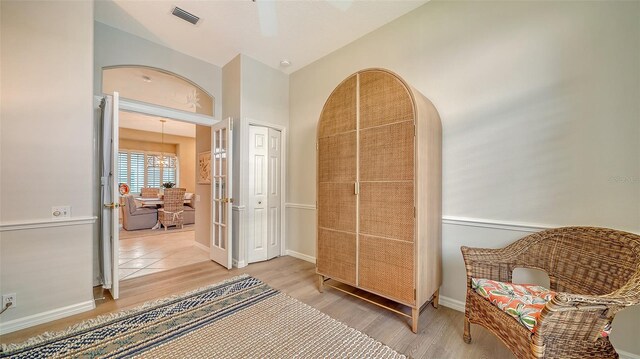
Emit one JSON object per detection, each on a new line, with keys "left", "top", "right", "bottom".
{"left": 101, "top": 92, "right": 120, "bottom": 299}
{"left": 247, "top": 125, "right": 281, "bottom": 263}
{"left": 210, "top": 118, "right": 233, "bottom": 269}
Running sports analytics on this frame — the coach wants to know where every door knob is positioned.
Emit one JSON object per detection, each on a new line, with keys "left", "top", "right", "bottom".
{"left": 258, "top": 201, "right": 262, "bottom": 204}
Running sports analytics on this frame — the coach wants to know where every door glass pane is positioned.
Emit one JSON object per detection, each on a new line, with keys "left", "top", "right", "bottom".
{"left": 214, "top": 224, "right": 220, "bottom": 247}
{"left": 220, "top": 176, "right": 225, "bottom": 200}
{"left": 220, "top": 224, "right": 226, "bottom": 250}
{"left": 221, "top": 198, "right": 226, "bottom": 224}
{"left": 213, "top": 177, "right": 219, "bottom": 200}
{"left": 221, "top": 155, "right": 227, "bottom": 177}
{"left": 221, "top": 128, "right": 227, "bottom": 151}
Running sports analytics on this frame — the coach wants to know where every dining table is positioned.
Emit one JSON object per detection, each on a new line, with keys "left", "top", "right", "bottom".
{"left": 134, "top": 197, "right": 190, "bottom": 206}
{"left": 134, "top": 197, "right": 191, "bottom": 229}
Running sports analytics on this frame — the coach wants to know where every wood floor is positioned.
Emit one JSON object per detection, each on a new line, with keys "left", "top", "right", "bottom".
{"left": 0, "top": 256, "right": 514, "bottom": 358}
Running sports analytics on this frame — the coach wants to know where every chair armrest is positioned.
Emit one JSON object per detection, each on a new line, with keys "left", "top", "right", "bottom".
{"left": 550, "top": 292, "right": 636, "bottom": 308}
{"left": 461, "top": 246, "right": 517, "bottom": 285}
{"left": 535, "top": 291, "right": 633, "bottom": 341}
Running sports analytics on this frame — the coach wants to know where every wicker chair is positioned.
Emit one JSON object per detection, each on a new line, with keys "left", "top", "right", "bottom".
{"left": 158, "top": 188, "right": 186, "bottom": 231}
{"left": 140, "top": 187, "right": 160, "bottom": 198}
{"left": 461, "top": 226, "right": 640, "bottom": 359}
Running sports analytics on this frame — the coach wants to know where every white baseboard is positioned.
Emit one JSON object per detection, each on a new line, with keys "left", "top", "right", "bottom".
{"left": 438, "top": 295, "right": 465, "bottom": 313}
{"left": 619, "top": 350, "right": 640, "bottom": 359}
{"left": 232, "top": 259, "right": 247, "bottom": 268}
{"left": 285, "top": 250, "right": 316, "bottom": 264}
{"left": 193, "top": 241, "right": 209, "bottom": 253}
{"left": 0, "top": 300, "right": 95, "bottom": 335}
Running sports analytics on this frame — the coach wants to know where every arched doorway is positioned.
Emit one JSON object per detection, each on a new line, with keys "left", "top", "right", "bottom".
{"left": 99, "top": 66, "right": 223, "bottom": 297}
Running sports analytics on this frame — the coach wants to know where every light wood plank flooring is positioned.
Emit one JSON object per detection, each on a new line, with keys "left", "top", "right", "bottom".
{"left": 0, "top": 256, "right": 514, "bottom": 358}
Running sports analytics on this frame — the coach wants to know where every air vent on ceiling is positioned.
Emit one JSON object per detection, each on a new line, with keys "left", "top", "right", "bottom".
{"left": 171, "top": 6, "right": 200, "bottom": 25}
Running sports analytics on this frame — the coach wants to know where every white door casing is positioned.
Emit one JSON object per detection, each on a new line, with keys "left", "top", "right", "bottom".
{"left": 247, "top": 125, "right": 281, "bottom": 263}
{"left": 210, "top": 117, "right": 233, "bottom": 269}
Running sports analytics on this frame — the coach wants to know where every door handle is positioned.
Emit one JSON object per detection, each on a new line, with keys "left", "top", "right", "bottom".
{"left": 104, "top": 203, "right": 120, "bottom": 209}
{"left": 223, "top": 198, "right": 234, "bottom": 204}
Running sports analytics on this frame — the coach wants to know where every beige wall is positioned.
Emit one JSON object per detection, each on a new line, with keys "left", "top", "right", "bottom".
{"left": 195, "top": 125, "right": 212, "bottom": 249}
{"left": 0, "top": 0, "right": 95, "bottom": 329}
{"left": 288, "top": 1, "right": 639, "bottom": 355}
{"left": 119, "top": 127, "right": 195, "bottom": 193}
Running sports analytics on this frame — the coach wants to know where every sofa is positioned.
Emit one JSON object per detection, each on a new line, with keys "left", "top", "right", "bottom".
{"left": 183, "top": 192, "right": 195, "bottom": 225}
{"left": 122, "top": 194, "right": 158, "bottom": 230}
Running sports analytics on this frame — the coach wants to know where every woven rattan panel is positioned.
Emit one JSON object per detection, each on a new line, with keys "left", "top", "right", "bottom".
{"left": 359, "top": 235, "right": 415, "bottom": 304}
{"left": 359, "top": 71, "right": 413, "bottom": 130}
{"left": 318, "top": 183, "right": 356, "bottom": 232}
{"left": 359, "top": 120, "right": 414, "bottom": 182}
{"left": 318, "top": 75, "right": 357, "bottom": 138}
{"left": 522, "top": 229, "right": 638, "bottom": 295}
{"left": 317, "top": 228, "right": 357, "bottom": 285}
{"left": 359, "top": 182, "right": 414, "bottom": 242}
{"left": 318, "top": 131, "right": 356, "bottom": 183}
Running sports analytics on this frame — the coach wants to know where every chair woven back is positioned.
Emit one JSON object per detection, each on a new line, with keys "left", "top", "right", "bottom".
{"left": 505, "top": 227, "right": 640, "bottom": 295}
{"left": 162, "top": 188, "right": 186, "bottom": 213}
{"left": 140, "top": 187, "right": 160, "bottom": 198}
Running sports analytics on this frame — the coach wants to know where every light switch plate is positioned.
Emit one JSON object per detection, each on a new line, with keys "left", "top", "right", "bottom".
{"left": 196, "top": 195, "right": 201, "bottom": 202}
{"left": 52, "top": 206, "right": 71, "bottom": 219}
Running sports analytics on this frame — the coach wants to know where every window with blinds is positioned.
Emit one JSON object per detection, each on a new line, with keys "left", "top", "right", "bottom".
{"left": 117, "top": 150, "right": 179, "bottom": 193}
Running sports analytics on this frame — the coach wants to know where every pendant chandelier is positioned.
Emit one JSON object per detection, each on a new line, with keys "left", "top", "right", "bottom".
{"left": 160, "top": 119, "right": 168, "bottom": 168}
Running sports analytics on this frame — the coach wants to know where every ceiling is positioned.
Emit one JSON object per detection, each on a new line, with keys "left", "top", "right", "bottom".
{"left": 94, "top": 0, "right": 428, "bottom": 74}
{"left": 120, "top": 112, "right": 196, "bottom": 138}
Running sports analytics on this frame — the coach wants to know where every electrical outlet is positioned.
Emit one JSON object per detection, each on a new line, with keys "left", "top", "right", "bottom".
{"left": 52, "top": 206, "right": 71, "bottom": 219}
{"left": 2, "top": 293, "right": 16, "bottom": 309}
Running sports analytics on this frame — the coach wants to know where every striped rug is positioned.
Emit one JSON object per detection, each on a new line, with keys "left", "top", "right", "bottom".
{"left": 1, "top": 275, "right": 405, "bottom": 358}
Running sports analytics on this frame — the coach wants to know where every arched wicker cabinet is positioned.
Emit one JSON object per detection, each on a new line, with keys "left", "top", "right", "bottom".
{"left": 316, "top": 69, "right": 442, "bottom": 332}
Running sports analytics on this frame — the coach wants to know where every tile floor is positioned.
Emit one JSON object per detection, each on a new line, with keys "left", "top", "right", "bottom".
{"left": 118, "top": 229, "right": 209, "bottom": 280}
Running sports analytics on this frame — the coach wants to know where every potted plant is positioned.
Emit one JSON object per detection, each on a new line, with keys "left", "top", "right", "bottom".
{"left": 160, "top": 182, "right": 175, "bottom": 197}
{"left": 162, "top": 182, "right": 176, "bottom": 189}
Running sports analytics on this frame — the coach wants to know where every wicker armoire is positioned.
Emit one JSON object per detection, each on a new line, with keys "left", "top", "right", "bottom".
{"left": 316, "top": 68, "right": 442, "bottom": 333}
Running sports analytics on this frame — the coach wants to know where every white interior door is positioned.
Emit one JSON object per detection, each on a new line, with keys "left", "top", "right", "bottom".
{"left": 267, "top": 128, "right": 281, "bottom": 260}
{"left": 101, "top": 92, "right": 120, "bottom": 300}
{"left": 210, "top": 118, "right": 233, "bottom": 269}
{"left": 248, "top": 126, "right": 268, "bottom": 262}
{"left": 248, "top": 125, "right": 281, "bottom": 263}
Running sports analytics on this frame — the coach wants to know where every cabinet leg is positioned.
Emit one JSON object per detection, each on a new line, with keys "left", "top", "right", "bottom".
{"left": 318, "top": 275, "right": 324, "bottom": 293}
{"left": 432, "top": 288, "right": 440, "bottom": 308}
{"left": 411, "top": 307, "right": 418, "bottom": 333}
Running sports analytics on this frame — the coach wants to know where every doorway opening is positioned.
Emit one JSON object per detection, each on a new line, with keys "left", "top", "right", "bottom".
{"left": 117, "top": 114, "right": 207, "bottom": 280}
{"left": 98, "top": 66, "right": 233, "bottom": 300}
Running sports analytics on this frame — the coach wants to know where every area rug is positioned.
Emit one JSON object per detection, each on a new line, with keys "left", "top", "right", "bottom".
{"left": 1, "top": 275, "right": 405, "bottom": 358}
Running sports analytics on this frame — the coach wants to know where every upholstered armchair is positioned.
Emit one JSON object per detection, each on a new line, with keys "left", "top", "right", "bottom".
{"left": 461, "top": 227, "right": 640, "bottom": 359}
{"left": 122, "top": 194, "right": 158, "bottom": 231}
{"left": 183, "top": 192, "right": 195, "bottom": 225}
{"left": 158, "top": 187, "right": 186, "bottom": 230}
